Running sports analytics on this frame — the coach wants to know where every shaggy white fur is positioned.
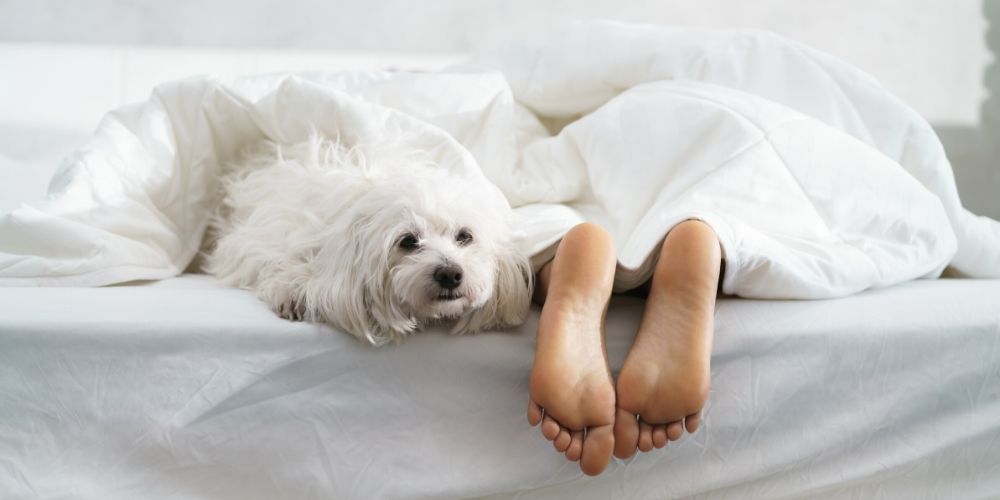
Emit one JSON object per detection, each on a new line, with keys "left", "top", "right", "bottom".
{"left": 205, "top": 135, "right": 533, "bottom": 346}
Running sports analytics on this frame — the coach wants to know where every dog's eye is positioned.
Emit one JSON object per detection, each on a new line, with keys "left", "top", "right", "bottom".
{"left": 456, "top": 229, "right": 473, "bottom": 246}
{"left": 398, "top": 234, "right": 420, "bottom": 250}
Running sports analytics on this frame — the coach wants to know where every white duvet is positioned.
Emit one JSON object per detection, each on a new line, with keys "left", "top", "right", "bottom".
{"left": 2, "top": 22, "right": 999, "bottom": 295}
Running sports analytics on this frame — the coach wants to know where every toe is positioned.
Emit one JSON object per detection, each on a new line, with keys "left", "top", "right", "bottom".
{"left": 613, "top": 408, "right": 639, "bottom": 459}
{"left": 685, "top": 412, "right": 702, "bottom": 433}
{"left": 580, "top": 424, "right": 614, "bottom": 476}
{"left": 527, "top": 400, "right": 543, "bottom": 426}
{"left": 554, "top": 427, "right": 572, "bottom": 452}
{"left": 565, "top": 430, "right": 583, "bottom": 461}
{"left": 637, "top": 420, "right": 654, "bottom": 452}
{"left": 541, "top": 414, "right": 561, "bottom": 440}
{"left": 666, "top": 420, "right": 684, "bottom": 441}
{"left": 652, "top": 425, "right": 668, "bottom": 449}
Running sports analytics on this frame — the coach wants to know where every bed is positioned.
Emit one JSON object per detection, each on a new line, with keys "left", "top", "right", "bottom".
{"left": 2, "top": 275, "right": 998, "bottom": 498}
{"left": 2, "top": 42, "right": 999, "bottom": 499}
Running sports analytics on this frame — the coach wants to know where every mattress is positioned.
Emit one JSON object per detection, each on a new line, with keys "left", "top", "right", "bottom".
{"left": 1, "top": 275, "right": 998, "bottom": 499}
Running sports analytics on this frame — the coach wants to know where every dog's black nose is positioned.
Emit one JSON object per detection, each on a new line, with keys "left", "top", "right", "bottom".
{"left": 433, "top": 264, "right": 463, "bottom": 290}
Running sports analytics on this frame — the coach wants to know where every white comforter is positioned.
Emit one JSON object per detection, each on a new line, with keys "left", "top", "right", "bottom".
{"left": 2, "top": 22, "right": 999, "bottom": 294}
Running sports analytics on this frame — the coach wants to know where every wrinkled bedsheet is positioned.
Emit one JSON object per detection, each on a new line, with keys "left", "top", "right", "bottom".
{"left": 2, "top": 22, "right": 999, "bottom": 293}
{"left": 1, "top": 276, "right": 999, "bottom": 499}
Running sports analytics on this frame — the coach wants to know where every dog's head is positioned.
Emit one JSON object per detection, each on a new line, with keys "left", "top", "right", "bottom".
{"left": 308, "top": 167, "right": 533, "bottom": 346}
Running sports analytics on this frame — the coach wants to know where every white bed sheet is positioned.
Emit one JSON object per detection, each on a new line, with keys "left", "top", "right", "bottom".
{"left": 1, "top": 276, "right": 998, "bottom": 499}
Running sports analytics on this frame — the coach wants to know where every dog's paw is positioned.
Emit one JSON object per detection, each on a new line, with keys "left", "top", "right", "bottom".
{"left": 275, "top": 299, "right": 306, "bottom": 322}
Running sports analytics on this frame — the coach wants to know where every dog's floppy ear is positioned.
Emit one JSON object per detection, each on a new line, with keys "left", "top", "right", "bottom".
{"left": 456, "top": 242, "right": 533, "bottom": 333}
{"left": 306, "top": 215, "right": 415, "bottom": 346}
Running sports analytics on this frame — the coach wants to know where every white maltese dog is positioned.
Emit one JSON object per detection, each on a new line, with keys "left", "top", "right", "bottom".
{"left": 205, "top": 135, "right": 533, "bottom": 346}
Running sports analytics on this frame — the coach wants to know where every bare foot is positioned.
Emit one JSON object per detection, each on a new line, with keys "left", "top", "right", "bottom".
{"left": 528, "top": 223, "right": 617, "bottom": 476}
{"left": 613, "top": 220, "right": 721, "bottom": 459}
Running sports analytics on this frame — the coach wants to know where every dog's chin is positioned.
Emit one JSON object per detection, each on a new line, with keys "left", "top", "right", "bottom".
{"left": 421, "top": 293, "right": 476, "bottom": 320}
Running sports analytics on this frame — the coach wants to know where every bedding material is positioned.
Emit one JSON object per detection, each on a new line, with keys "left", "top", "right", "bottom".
{"left": 2, "top": 21, "right": 999, "bottom": 294}
{"left": 1, "top": 275, "right": 998, "bottom": 498}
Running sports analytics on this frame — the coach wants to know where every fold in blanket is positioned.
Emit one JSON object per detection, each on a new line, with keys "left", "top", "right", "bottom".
{"left": 2, "top": 22, "right": 998, "bottom": 297}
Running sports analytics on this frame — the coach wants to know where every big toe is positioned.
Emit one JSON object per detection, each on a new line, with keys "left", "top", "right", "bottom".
{"left": 613, "top": 408, "right": 639, "bottom": 459}
{"left": 580, "top": 424, "right": 615, "bottom": 476}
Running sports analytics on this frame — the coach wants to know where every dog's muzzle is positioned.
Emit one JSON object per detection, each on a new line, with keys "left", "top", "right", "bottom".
{"left": 433, "top": 264, "right": 463, "bottom": 290}
{"left": 433, "top": 264, "right": 465, "bottom": 301}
